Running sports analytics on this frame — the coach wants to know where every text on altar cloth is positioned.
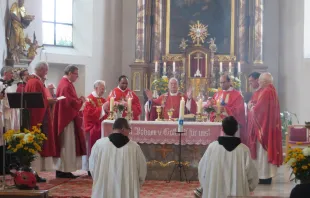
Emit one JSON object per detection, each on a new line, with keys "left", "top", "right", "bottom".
{"left": 131, "top": 127, "right": 211, "bottom": 137}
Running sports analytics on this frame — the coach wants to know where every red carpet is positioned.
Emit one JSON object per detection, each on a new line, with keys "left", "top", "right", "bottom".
{"left": 3, "top": 171, "right": 200, "bottom": 198}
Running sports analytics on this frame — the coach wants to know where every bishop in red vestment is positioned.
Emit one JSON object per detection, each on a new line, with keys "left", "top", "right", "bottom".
{"left": 248, "top": 72, "right": 282, "bottom": 184}
{"left": 205, "top": 75, "right": 246, "bottom": 144}
{"left": 53, "top": 65, "right": 86, "bottom": 178}
{"left": 107, "top": 75, "right": 141, "bottom": 120}
{"left": 144, "top": 78, "right": 197, "bottom": 120}
{"left": 83, "top": 81, "right": 109, "bottom": 158}
{"left": 24, "top": 62, "right": 57, "bottom": 182}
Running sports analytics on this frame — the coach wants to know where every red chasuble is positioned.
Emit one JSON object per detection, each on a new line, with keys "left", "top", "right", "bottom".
{"left": 147, "top": 92, "right": 197, "bottom": 120}
{"left": 210, "top": 88, "right": 247, "bottom": 144}
{"left": 25, "top": 75, "right": 56, "bottom": 157}
{"left": 53, "top": 77, "right": 86, "bottom": 157}
{"left": 107, "top": 87, "right": 141, "bottom": 120}
{"left": 83, "top": 92, "right": 108, "bottom": 154}
{"left": 16, "top": 82, "right": 26, "bottom": 93}
{"left": 248, "top": 84, "right": 283, "bottom": 166}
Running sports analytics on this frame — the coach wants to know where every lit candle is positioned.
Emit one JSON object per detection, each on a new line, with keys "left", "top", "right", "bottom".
{"left": 127, "top": 98, "right": 132, "bottom": 112}
{"left": 173, "top": 61, "right": 176, "bottom": 72}
{"left": 229, "top": 62, "right": 232, "bottom": 73}
{"left": 238, "top": 62, "right": 241, "bottom": 73}
{"left": 110, "top": 97, "right": 114, "bottom": 111}
{"left": 197, "top": 98, "right": 202, "bottom": 114}
{"left": 220, "top": 62, "right": 223, "bottom": 73}
{"left": 155, "top": 61, "right": 158, "bottom": 72}
{"left": 178, "top": 97, "right": 185, "bottom": 132}
{"left": 164, "top": 62, "right": 167, "bottom": 74}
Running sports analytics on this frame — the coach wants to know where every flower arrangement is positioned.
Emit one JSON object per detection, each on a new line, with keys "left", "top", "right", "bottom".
{"left": 151, "top": 77, "right": 169, "bottom": 96}
{"left": 285, "top": 146, "right": 310, "bottom": 182}
{"left": 3, "top": 124, "right": 47, "bottom": 167}
{"left": 230, "top": 76, "right": 241, "bottom": 90}
{"left": 207, "top": 88, "right": 218, "bottom": 98}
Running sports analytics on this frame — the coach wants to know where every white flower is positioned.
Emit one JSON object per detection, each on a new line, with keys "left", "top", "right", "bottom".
{"left": 23, "top": 133, "right": 35, "bottom": 143}
{"left": 302, "top": 147, "right": 310, "bottom": 156}
{"left": 13, "top": 133, "right": 25, "bottom": 139}
{"left": 286, "top": 158, "right": 297, "bottom": 166}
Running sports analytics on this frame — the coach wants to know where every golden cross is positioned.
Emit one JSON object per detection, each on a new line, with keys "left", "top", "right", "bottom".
{"left": 155, "top": 145, "right": 173, "bottom": 159}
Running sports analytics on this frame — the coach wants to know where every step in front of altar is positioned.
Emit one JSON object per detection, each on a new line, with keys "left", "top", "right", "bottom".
{"left": 102, "top": 120, "right": 223, "bottom": 180}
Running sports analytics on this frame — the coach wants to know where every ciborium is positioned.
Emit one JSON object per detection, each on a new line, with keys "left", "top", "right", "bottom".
{"left": 167, "top": 108, "right": 174, "bottom": 121}
{"left": 155, "top": 106, "right": 163, "bottom": 121}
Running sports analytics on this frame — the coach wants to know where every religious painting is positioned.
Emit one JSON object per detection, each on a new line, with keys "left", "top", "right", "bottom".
{"left": 166, "top": 0, "right": 234, "bottom": 55}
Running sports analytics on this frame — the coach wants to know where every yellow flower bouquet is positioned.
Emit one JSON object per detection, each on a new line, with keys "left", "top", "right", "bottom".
{"left": 285, "top": 146, "right": 310, "bottom": 182}
{"left": 3, "top": 124, "right": 47, "bottom": 167}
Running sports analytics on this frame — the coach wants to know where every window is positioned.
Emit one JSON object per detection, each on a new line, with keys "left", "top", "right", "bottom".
{"left": 42, "top": 0, "right": 73, "bottom": 47}
{"left": 304, "top": 0, "right": 310, "bottom": 58}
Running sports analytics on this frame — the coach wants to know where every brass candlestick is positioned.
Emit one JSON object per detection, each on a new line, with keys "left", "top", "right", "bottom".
{"left": 196, "top": 113, "right": 202, "bottom": 122}
{"left": 107, "top": 111, "right": 115, "bottom": 120}
{"left": 155, "top": 106, "right": 163, "bottom": 121}
{"left": 126, "top": 110, "right": 133, "bottom": 120}
{"left": 167, "top": 109, "right": 174, "bottom": 121}
{"left": 214, "top": 113, "right": 222, "bottom": 122}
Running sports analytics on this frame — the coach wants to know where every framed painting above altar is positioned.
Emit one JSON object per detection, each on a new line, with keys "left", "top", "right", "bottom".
{"left": 166, "top": 0, "right": 235, "bottom": 56}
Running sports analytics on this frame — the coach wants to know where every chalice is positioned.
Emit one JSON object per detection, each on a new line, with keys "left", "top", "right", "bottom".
{"left": 155, "top": 106, "right": 163, "bottom": 121}
{"left": 167, "top": 108, "right": 174, "bottom": 121}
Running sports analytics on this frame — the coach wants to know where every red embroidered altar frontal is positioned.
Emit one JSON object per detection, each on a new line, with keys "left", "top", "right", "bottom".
{"left": 101, "top": 120, "right": 223, "bottom": 145}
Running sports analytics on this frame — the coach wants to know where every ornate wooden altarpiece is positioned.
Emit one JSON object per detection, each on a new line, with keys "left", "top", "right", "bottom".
{"left": 130, "top": 0, "right": 267, "bottom": 105}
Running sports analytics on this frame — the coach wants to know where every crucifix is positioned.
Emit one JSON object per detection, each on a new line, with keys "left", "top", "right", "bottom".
{"left": 194, "top": 53, "right": 203, "bottom": 77}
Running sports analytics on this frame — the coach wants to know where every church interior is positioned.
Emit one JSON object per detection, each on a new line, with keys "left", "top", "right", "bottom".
{"left": 0, "top": 0, "right": 310, "bottom": 197}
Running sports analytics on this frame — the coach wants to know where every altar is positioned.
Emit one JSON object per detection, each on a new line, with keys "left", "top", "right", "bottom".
{"left": 101, "top": 120, "right": 222, "bottom": 181}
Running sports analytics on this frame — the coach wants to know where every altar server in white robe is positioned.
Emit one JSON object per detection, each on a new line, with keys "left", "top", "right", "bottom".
{"left": 89, "top": 118, "right": 147, "bottom": 198}
{"left": 0, "top": 66, "right": 20, "bottom": 132}
{"left": 198, "top": 116, "right": 258, "bottom": 198}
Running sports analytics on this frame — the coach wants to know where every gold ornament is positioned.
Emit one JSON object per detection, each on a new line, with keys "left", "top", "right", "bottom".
{"left": 188, "top": 21, "right": 209, "bottom": 46}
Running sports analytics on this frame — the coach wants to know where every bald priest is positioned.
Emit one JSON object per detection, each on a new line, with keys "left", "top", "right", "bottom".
{"left": 144, "top": 78, "right": 197, "bottom": 120}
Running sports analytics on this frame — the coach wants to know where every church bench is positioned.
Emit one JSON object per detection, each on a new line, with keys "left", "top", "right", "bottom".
{"left": 0, "top": 190, "right": 48, "bottom": 198}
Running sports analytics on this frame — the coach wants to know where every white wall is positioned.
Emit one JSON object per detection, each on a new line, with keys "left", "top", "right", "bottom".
{"left": 279, "top": 0, "right": 310, "bottom": 123}
{"left": 0, "top": 0, "right": 7, "bottom": 67}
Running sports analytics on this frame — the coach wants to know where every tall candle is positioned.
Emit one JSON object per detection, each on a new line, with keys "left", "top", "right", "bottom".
{"left": 178, "top": 97, "right": 185, "bottom": 132}
{"left": 197, "top": 98, "right": 202, "bottom": 114}
{"left": 155, "top": 61, "right": 158, "bottom": 72}
{"left": 229, "top": 62, "right": 232, "bottom": 73}
{"left": 127, "top": 98, "right": 132, "bottom": 112}
{"left": 220, "top": 62, "right": 223, "bottom": 73}
{"left": 173, "top": 61, "right": 176, "bottom": 72}
{"left": 110, "top": 97, "right": 114, "bottom": 111}
{"left": 163, "top": 62, "right": 167, "bottom": 74}
{"left": 238, "top": 62, "right": 241, "bottom": 73}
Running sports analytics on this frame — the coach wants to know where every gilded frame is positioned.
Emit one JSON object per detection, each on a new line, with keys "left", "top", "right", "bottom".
{"left": 133, "top": 72, "right": 141, "bottom": 92}
{"left": 187, "top": 50, "right": 208, "bottom": 78}
{"left": 165, "top": 0, "right": 236, "bottom": 61}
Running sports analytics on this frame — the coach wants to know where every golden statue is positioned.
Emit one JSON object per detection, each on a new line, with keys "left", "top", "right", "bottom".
{"left": 6, "top": 0, "right": 35, "bottom": 63}
{"left": 25, "top": 32, "right": 42, "bottom": 60}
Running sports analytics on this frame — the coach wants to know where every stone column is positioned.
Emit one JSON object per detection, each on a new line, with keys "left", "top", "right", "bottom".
{"left": 135, "top": 0, "right": 147, "bottom": 63}
{"left": 151, "top": 0, "right": 164, "bottom": 62}
{"left": 253, "top": 0, "right": 264, "bottom": 64}
{"left": 238, "top": 0, "right": 247, "bottom": 63}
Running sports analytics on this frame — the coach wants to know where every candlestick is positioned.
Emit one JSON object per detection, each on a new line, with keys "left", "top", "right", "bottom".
{"left": 173, "top": 61, "right": 176, "bottom": 72}
{"left": 238, "top": 62, "right": 241, "bottom": 73}
{"left": 197, "top": 98, "right": 202, "bottom": 114}
{"left": 110, "top": 97, "right": 114, "bottom": 111}
{"left": 163, "top": 62, "right": 167, "bottom": 74}
{"left": 229, "top": 62, "right": 232, "bottom": 73}
{"left": 220, "top": 62, "right": 223, "bottom": 73}
{"left": 155, "top": 61, "right": 158, "bottom": 72}
{"left": 127, "top": 98, "right": 132, "bottom": 112}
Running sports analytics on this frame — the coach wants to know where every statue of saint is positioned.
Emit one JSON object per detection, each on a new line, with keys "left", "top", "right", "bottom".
{"left": 6, "top": 0, "right": 35, "bottom": 63}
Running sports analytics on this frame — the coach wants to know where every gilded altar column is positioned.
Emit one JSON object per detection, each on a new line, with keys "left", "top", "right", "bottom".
{"left": 253, "top": 0, "right": 263, "bottom": 64}
{"left": 135, "top": 0, "right": 147, "bottom": 63}
{"left": 238, "top": 0, "right": 247, "bottom": 63}
{"left": 152, "top": 0, "right": 164, "bottom": 62}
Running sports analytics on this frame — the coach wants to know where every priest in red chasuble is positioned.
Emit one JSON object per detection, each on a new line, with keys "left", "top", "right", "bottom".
{"left": 144, "top": 77, "right": 197, "bottom": 120}
{"left": 247, "top": 72, "right": 261, "bottom": 113}
{"left": 205, "top": 75, "right": 246, "bottom": 144}
{"left": 107, "top": 75, "right": 141, "bottom": 120}
{"left": 83, "top": 80, "right": 109, "bottom": 174}
{"left": 24, "top": 61, "right": 57, "bottom": 182}
{"left": 53, "top": 65, "right": 87, "bottom": 178}
{"left": 247, "top": 72, "right": 282, "bottom": 184}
